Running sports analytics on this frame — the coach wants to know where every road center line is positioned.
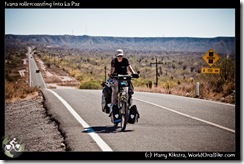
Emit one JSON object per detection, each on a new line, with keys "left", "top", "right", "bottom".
{"left": 134, "top": 97, "right": 235, "bottom": 134}
{"left": 46, "top": 89, "right": 113, "bottom": 151}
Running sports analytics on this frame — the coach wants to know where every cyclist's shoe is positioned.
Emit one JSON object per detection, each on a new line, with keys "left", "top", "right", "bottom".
{"left": 114, "top": 118, "right": 121, "bottom": 123}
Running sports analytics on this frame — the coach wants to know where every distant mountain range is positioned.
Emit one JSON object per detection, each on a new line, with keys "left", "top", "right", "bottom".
{"left": 5, "top": 34, "right": 235, "bottom": 55}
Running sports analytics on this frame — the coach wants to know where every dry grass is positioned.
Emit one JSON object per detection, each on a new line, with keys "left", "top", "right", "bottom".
{"left": 5, "top": 80, "right": 40, "bottom": 103}
{"left": 5, "top": 47, "right": 41, "bottom": 102}
{"left": 135, "top": 79, "right": 235, "bottom": 104}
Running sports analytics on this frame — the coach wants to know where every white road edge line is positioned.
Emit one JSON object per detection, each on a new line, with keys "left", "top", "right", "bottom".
{"left": 46, "top": 89, "right": 113, "bottom": 151}
{"left": 134, "top": 97, "right": 235, "bottom": 134}
{"left": 137, "top": 92, "right": 235, "bottom": 107}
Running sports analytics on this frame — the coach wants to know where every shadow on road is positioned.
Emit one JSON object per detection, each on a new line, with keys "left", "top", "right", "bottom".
{"left": 82, "top": 126, "right": 134, "bottom": 133}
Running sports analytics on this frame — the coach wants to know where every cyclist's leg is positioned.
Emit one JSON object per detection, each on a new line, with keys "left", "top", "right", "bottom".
{"left": 111, "top": 79, "right": 119, "bottom": 106}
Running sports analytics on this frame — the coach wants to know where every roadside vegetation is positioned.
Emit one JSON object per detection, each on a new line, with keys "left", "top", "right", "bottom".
{"left": 35, "top": 46, "right": 235, "bottom": 104}
{"left": 4, "top": 44, "right": 235, "bottom": 104}
{"left": 5, "top": 45, "right": 39, "bottom": 102}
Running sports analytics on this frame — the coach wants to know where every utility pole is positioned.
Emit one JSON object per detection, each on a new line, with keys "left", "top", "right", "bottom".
{"left": 54, "top": 53, "right": 56, "bottom": 66}
{"left": 150, "top": 57, "right": 164, "bottom": 87}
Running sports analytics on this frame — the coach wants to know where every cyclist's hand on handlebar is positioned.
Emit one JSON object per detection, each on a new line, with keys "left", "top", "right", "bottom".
{"left": 110, "top": 73, "right": 118, "bottom": 77}
{"left": 108, "top": 73, "right": 116, "bottom": 77}
{"left": 132, "top": 73, "right": 140, "bottom": 78}
{"left": 132, "top": 71, "right": 140, "bottom": 78}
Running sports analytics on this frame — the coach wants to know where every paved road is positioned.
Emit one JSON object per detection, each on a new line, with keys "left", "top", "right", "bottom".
{"left": 27, "top": 47, "right": 46, "bottom": 89}
{"left": 28, "top": 47, "right": 236, "bottom": 153}
{"left": 42, "top": 89, "right": 235, "bottom": 152}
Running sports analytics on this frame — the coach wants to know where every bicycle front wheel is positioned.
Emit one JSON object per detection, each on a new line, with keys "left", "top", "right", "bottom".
{"left": 120, "top": 101, "right": 128, "bottom": 131}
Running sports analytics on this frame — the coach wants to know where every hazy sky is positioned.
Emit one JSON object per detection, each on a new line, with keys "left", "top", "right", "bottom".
{"left": 5, "top": 9, "right": 235, "bottom": 38}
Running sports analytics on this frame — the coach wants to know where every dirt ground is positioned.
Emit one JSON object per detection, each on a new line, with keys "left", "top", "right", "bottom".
{"left": 4, "top": 91, "right": 66, "bottom": 152}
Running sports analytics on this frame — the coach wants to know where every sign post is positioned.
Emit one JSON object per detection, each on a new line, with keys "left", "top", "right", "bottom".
{"left": 199, "top": 49, "right": 221, "bottom": 98}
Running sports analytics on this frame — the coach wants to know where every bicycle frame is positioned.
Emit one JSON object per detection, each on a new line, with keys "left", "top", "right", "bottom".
{"left": 118, "top": 76, "right": 131, "bottom": 106}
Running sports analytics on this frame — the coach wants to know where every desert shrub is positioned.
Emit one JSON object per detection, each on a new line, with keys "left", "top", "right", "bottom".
{"left": 5, "top": 73, "right": 17, "bottom": 82}
{"left": 5, "top": 81, "right": 15, "bottom": 99}
{"left": 159, "top": 79, "right": 178, "bottom": 89}
{"left": 5, "top": 80, "right": 39, "bottom": 100}
{"left": 132, "top": 78, "right": 152, "bottom": 87}
{"left": 222, "top": 82, "right": 235, "bottom": 97}
{"left": 79, "top": 80, "right": 102, "bottom": 89}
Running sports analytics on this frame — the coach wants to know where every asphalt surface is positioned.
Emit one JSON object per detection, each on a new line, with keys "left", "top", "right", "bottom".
{"left": 42, "top": 89, "right": 235, "bottom": 152}
{"left": 28, "top": 47, "right": 47, "bottom": 89}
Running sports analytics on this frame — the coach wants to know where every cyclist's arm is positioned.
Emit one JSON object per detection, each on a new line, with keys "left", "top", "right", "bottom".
{"left": 109, "top": 67, "right": 115, "bottom": 77}
{"left": 128, "top": 65, "right": 136, "bottom": 74}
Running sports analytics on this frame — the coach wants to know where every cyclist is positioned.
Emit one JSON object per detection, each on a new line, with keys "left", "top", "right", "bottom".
{"left": 108, "top": 49, "right": 138, "bottom": 111}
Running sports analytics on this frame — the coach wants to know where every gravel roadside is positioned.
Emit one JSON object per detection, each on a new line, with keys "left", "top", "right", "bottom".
{"left": 4, "top": 91, "right": 66, "bottom": 152}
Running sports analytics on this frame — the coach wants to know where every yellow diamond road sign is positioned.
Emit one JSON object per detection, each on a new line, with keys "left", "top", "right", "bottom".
{"left": 202, "top": 49, "right": 220, "bottom": 67}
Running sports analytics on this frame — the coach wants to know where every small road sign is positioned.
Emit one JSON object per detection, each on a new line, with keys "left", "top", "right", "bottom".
{"left": 201, "top": 67, "right": 220, "bottom": 74}
{"left": 202, "top": 49, "right": 220, "bottom": 67}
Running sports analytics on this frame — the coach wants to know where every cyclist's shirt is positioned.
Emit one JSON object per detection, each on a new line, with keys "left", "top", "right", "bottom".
{"left": 111, "top": 57, "right": 130, "bottom": 75}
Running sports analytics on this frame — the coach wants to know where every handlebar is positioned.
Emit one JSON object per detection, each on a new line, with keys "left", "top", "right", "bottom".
{"left": 110, "top": 72, "right": 140, "bottom": 79}
{"left": 110, "top": 71, "right": 140, "bottom": 78}
{"left": 102, "top": 71, "right": 140, "bottom": 87}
